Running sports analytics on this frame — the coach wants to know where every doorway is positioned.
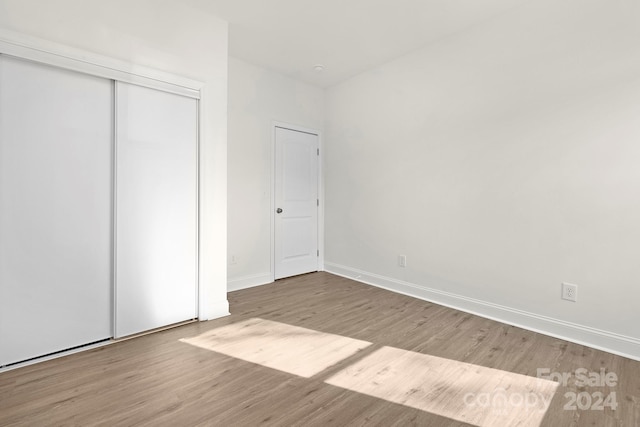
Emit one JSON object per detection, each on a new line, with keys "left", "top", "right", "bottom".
{"left": 273, "top": 125, "right": 320, "bottom": 280}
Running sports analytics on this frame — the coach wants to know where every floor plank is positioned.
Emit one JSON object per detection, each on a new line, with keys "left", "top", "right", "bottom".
{"left": 1, "top": 272, "right": 638, "bottom": 426}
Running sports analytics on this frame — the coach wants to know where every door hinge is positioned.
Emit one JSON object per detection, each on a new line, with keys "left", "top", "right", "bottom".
{"left": 317, "top": 148, "right": 319, "bottom": 155}
{"left": 317, "top": 199, "right": 319, "bottom": 207}
{"left": 317, "top": 250, "right": 320, "bottom": 257}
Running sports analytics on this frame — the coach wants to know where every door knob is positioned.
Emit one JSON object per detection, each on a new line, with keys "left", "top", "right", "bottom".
{"left": 276, "top": 208, "right": 283, "bottom": 214}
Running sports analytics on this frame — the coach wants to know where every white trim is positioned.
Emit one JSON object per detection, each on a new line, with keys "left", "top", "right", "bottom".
{"left": 205, "top": 299, "right": 231, "bottom": 320}
{"left": 324, "top": 262, "right": 640, "bottom": 362}
{"left": 112, "top": 81, "right": 119, "bottom": 337}
{"left": 197, "top": 87, "right": 208, "bottom": 320}
{"left": 228, "top": 273, "right": 273, "bottom": 292}
{"left": 318, "top": 129, "right": 325, "bottom": 272}
{"left": 194, "top": 97, "right": 201, "bottom": 319}
{"left": 270, "top": 124, "right": 276, "bottom": 282}
{"left": 271, "top": 121, "right": 324, "bottom": 281}
{"left": 0, "top": 29, "right": 202, "bottom": 98}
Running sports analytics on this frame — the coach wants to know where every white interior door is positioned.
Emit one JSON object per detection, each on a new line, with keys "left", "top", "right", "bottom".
{"left": 114, "top": 82, "right": 198, "bottom": 338}
{"left": 274, "top": 126, "right": 319, "bottom": 280}
{"left": 0, "top": 55, "right": 113, "bottom": 366}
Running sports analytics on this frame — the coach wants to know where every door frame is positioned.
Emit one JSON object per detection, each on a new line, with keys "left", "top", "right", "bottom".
{"left": 271, "top": 121, "right": 324, "bottom": 282}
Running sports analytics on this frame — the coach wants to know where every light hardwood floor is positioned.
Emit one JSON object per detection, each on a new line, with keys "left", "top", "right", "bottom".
{"left": 1, "top": 272, "right": 639, "bottom": 426}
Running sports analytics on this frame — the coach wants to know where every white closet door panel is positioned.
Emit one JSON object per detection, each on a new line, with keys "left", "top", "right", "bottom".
{"left": 0, "top": 56, "right": 113, "bottom": 366}
{"left": 115, "top": 82, "right": 197, "bottom": 338}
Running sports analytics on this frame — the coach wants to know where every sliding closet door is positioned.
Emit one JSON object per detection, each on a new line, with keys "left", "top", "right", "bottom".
{"left": 0, "top": 56, "right": 113, "bottom": 366}
{"left": 115, "top": 82, "right": 198, "bottom": 338}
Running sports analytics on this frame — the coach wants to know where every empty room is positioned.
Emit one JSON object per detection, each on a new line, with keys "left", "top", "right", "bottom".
{"left": 1, "top": 0, "right": 639, "bottom": 426}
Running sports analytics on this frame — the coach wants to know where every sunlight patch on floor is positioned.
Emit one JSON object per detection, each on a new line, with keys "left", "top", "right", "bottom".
{"left": 325, "top": 346, "right": 558, "bottom": 427}
{"left": 180, "top": 318, "right": 371, "bottom": 378}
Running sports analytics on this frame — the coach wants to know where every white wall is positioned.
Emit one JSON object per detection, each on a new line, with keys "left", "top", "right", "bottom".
{"left": 325, "top": 0, "right": 640, "bottom": 359}
{"left": 227, "top": 57, "right": 324, "bottom": 290}
{"left": 0, "top": 0, "right": 229, "bottom": 319}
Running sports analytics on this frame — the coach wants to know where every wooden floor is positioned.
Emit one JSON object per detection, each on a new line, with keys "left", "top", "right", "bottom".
{"left": 1, "top": 272, "right": 639, "bottom": 426}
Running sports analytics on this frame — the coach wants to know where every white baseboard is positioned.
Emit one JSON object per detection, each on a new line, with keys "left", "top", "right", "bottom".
{"left": 228, "top": 272, "right": 273, "bottom": 292}
{"left": 324, "top": 262, "right": 640, "bottom": 361}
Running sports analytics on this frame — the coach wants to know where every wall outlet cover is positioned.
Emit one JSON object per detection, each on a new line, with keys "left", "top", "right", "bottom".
{"left": 398, "top": 255, "right": 407, "bottom": 268}
{"left": 561, "top": 282, "right": 578, "bottom": 302}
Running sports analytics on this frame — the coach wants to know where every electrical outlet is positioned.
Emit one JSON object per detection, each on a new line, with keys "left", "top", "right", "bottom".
{"left": 229, "top": 254, "right": 237, "bottom": 265}
{"left": 398, "top": 255, "right": 407, "bottom": 268}
{"left": 561, "top": 282, "right": 578, "bottom": 302}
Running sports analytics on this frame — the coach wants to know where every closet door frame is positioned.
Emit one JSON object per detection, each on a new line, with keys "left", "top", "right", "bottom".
{"left": 0, "top": 30, "right": 205, "bottom": 336}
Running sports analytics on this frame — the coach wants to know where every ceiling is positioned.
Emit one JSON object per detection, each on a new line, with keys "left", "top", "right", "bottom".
{"left": 182, "top": 0, "right": 530, "bottom": 88}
